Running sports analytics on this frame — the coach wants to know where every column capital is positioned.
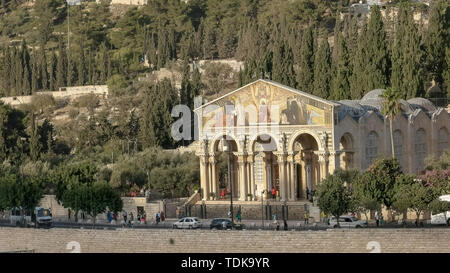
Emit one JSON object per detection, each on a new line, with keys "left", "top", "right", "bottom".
{"left": 275, "top": 152, "right": 287, "bottom": 163}
{"left": 209, "top": 155, "right": 217, "bottom": 164}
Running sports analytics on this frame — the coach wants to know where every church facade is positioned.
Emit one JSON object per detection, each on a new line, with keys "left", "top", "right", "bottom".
{"left": 194, "top": 79, "right": 450, "bottom": 202}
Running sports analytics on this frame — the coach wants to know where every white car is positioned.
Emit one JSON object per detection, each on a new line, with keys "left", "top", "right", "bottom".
{"left": 329, "top": 215, "right": 368, "bottom": 228}
{"left": 431, "top": 195, "right": 450, "bottom": 225}
{"left": 172, "top": 217, "right": 202, "bottom": 229}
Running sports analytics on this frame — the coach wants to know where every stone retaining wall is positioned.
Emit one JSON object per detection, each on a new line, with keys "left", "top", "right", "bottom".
{"left": 0, "top": 227, "right": 449, "bottom": 253}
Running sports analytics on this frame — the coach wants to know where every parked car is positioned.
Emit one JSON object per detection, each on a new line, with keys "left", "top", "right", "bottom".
{"left": 431, "top": 194, "right": 450, "bottom": 226}
{"left": 329, "top": 215, "right": 368, "bottom": 228}
{"left": 172, "top": 217, "right": 202, "bottom": 229}
{"left": 210, "top": 218, "right": 245, "bottom": 230}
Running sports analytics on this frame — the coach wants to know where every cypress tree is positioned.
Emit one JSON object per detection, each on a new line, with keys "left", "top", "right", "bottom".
{"left": 78, "top": 43, "right": 86, "bottom": 86}
{"left": 272, "top": 40, "right": 296, "bottom": 87}
{"left": 331, "top": 33, "right": 351, "bottom": 100}
{"left": 313, "top": 38, "right": 331, "bottom": 99}
{"left": 56, "top": 39, "right": 66, "bottom": 89}
{"left": 49, "top": 50, "right": 57, "bottom": 91}
{"left": 349, "top": 21, "right": 367, "bottom": 99}
{"left": 31, "top": 52, "right": 39, "bottom": 93}
{"left": 29, "top": 113, "right": 40, "bottom": 161}
{"left": 425, "top": 0, "right": 448, "bottom": 86}
{"left": 67, "top": 50, "right": 74, "bottom": 87}
{"left": 297, "top": 26, "right": 314, "bottom": 93}
{"left": 364, "top": 5, "right": 389, "bottom": 90}
{"left": 14, "top": 47, "right": 23, "bottom": 96}
{"left": 180, "top": 59, "right": 192, "bottom": 107}
{"left": 1, "top": 47, "right": 11, "bottom": 96}
{"left": 40, "top": 43, "right": 48, "bottom": 90}
{"left": 21, "top": 40, "right": 31, "bottom": 95}
{"left": 391, "top": 3, "right": 424, "bottom": 99}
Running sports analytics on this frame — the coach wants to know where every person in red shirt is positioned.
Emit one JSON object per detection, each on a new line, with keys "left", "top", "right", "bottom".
{"left": 271, "top": 188, "right": 276, "bottom": 199}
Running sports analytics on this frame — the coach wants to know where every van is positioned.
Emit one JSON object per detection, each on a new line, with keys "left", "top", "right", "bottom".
{"left": 430, "top": 195, "right": 450, "bottom": 226}
{"left": 10, "top": 207, "right": 52, "bottom": 228}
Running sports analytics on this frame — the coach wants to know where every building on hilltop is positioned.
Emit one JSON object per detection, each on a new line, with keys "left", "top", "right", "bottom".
{"left": 194, "top": 79, "right": 450, "bottom": 202}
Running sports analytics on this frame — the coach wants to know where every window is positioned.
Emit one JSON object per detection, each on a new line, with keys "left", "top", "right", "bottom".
{"left": 415, "top": 129, "right": 427, "bottom": 173}
{"left": 439, "top": 128, "right": 449, "bottom": 156}
{"left": 393, "top": 130, "right": 403, "bottom": 165}
{"left": 366, "top": 131, "right": 379, "bottom": 167}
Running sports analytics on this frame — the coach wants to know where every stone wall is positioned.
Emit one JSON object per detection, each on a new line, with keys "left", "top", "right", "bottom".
{"left": 0, "top": 85, "right": 108, "bottom": 106}
{"left": 0, "top": 227, "right": 449, "bottom": 253}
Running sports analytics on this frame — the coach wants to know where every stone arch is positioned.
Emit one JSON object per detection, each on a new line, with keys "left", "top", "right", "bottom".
{"left": 339, "top": 132, "right": 354, "bottom": 170}
{"left": 438, "top": 127, "right": 448, "bottom": 156}
{"left": 288, "top": 130, "right": 323, "bottom": 153}
{"left": 249, "top": 133, "right": 279, "bottom": 153}
{"left": 393, "top": 129, "right": 404, "bottom": 167}
{"left": 210, "top": 133, "right": 240, "bottom": 154}
{"left": 414, "top": 128, "right": 427, "bottom": 173}
{"left": 365, "top": 130, "right": 379, "bottom": 167}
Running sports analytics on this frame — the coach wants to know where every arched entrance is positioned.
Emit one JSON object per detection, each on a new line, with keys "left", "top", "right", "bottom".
{"left": 339, "top": 133, "right": 354, "bottom": 170}
{"left": 292, "top": 133, "right": 320, "bottom": 200}
{"left": 212, "top": 135, "right": 239, "bottom": 200}
{"left": 252, "top": 134, "right": 278, "bottom": 200}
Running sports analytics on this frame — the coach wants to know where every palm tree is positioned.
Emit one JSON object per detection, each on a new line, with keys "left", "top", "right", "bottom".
{"left": 381, "top": 87, "right": 402, "bottom": 158}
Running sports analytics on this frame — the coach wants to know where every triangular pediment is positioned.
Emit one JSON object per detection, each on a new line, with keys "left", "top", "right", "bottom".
{"left": 197, "top": 79, "right": 337, "bottom": 128}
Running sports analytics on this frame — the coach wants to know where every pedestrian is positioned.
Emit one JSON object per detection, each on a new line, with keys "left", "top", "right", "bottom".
{"left": 68, "top": 208, "right": 71, "bottom": 221}
{"left": 156, "top": 212, "right": 160, "bottom": 224}
{"left": 221, "top": 189, "right": 226, "bottom": 200}
{"left": 227, "top": 210, "right": 232, "bottom": 219}
{"left": 306, "top": 188, "right": 310, "bottom": 201}
{"left": 271, "top": 188, "right": 276, "bottom": 199}
{"left": 107, "top": 210, "right": 112, "bottom": 223}
{"left": 304, "top": 212, "right": 309, "bottom": 225}
{"left": 142, "top": 211, "right": 147, "bottom": 224}
{"left": 276, "top": 221, "right": 280, "bottom": 231}
{"left": 283, "top": 219, "right": 288, "bottom": 231}
{"left": 160, "top": 211, "right": 165, "bottom": 222}
{"left": 321, "top": 211, "right": 327, "bottom": 224}
{"left": 129, "top": 212, "right": 134, "bottom": 225}
{"left": 137, "top": 213, "right": 141, "bottom": 222}
{"left": 237, "top": 211, "right": 242, "bottom": 222}
{"left": 122, "top": 211, "right": 127, "bottom": 224}
{"left": 380, "top": 214, "right": 384, "bottom": 226}
{"left": 375, "top": 211, "right": 379, "bottom": 227}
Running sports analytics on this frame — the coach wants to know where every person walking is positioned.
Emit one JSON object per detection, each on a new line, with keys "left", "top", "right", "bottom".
{"left": 122, "top": 211, "right": 127, "bottom": 224}
{"left": 156, "top": 212, "right": 160, "bottom": 224}
{"left": 237, "top": 211, "right": 242, "bottom": 223}
{"left": 375, "top": 211, "right": 379, "bottom": 227}
{"left": 160, "top": 211, "right": 165, "bottom": 222}
{"left": 283, "top": 219, "right": 288, "bottom": 231}
{"left": 271, "top": 188, "right": 276, "bottom": 199}
{"left": 129, "top": 212, "right": 134, "bottom": 226}
{"left": 276, "top": 221, "right": 280, "bottom": 231}
{"left": 107, "top": 210, "right": 112, "bottom": 223}
{"left": 304, "top": 212, "right": 309, "bottom": 225}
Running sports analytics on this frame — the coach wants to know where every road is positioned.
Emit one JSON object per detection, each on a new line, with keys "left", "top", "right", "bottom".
{"left": 1, "top": 218, "right": 448, "bottom": 231}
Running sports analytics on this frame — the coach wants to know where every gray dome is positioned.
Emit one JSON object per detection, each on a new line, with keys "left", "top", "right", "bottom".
{"left": 336, "top": 100, "right": 366, "bottom": 121}
{"left": 361, "top": 89, "right": 385, "bottom": 101}
{"left": 407, "top": 98, "right": 437, "bottom": 112}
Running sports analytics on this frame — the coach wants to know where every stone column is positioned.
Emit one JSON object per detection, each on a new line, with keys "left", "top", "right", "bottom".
{"left": 276, "top": 152, "right": 288, "bottom": 201}
{"left": 262, "top": 154, "right": 269, "bottom": 199}
{"left": 317, "top": 152, "right": 329, "bottom": 182}
{"left": 328, "top": 151, "right": 340, "bottom": 175}
{"left": 247, "top": 153, "right": 255, "bottom": 200}
{"left": 209, "top": 155, "right": 218, "bottom": 200}
{"left": 237, "top": 154, "right": 248, "bottom": 201}
{"left": 199, "top": 155, "right": 210, "bottom": 200}
{"left": 288, "top": 153, "right": 296, "bottom": 201}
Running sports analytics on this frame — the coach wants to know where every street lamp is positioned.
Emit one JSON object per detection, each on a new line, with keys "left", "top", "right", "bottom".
{"left": 261, "top": 190, "right": 266, "bottom": 229}
{"left": 223, "top": 139, "right": 234, "bottom": 229}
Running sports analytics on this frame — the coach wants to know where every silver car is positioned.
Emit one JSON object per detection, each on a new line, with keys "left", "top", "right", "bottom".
{"left": 172, "top": 217, "right": 202, "bottom": 229}
{"left": 329, "top": 216, "right": 368, "bottom": 228}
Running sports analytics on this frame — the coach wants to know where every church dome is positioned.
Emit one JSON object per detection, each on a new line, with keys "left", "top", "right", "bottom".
{"left": 407, "top": 97, "right": 437, "bottom": 112}
{"left": 361, "top": 89, "right": 385, "bottom": 101}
